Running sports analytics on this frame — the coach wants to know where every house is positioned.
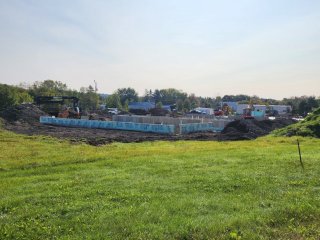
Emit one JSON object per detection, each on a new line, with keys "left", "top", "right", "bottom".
{"left": 162, "top": 105, "right": 173, "bottom": 112}
{"left": 225, "top": 102, "right": 292, "bottom": 116}
{"left": 236, "top": 104, "right": 250, "bottom": 115}
{"left": 269, "top": 105, "right": 292, "bottom": 115}
{"left": 236, "top": 104, "right": 266, "bottom": 115}
{"left": 128, "top": 102, "right": 155, "bottom": 111}
{"left": 192, "top": 107, "right": 214, "bottom": 115}
{"left": 253, "top": 105, "right": 267, "bottom": 112}
{"left": 222, "top": 102, "right": 238, "bottom": 112}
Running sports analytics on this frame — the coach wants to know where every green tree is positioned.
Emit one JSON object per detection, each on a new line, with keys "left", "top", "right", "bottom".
{"left": 281, "top": 96, "right": 319, "bottom": 115}
{"left": 78, "top": 85, "right": 99, "bottom": 111}
{"left": 105, "top": 93, "right": 122, "bottom": 109}
{"left": 222, "top": 94, "right": 250, "bottom": 102}
{"left": 199, "top": 97, "right": 214, "bottom": 108}
{"left": 143, "top": 89, "right": 154, "bottom": 102}
{"left": 29, "top": 80, "right": 68, "bottom": 97}
{"left": 188, "top": 94, "right": 200, "bottom": 109}
{"left": 183, "top": 99, "right": 191, "bottom": 112}
{"left": 153, "top": 89, "right": 162, "bottom": 104}
{"left": 116, "top": 88, "right": 139, "bottom": 106}
{"left": 176, "top": 99, "right": 184, "bottom": 112}
{"left": 123, "top": 99, "right": 129, "bottom": 111}
{"left": 0, "top": 84, "right": 33, "bottom": 110}
{"left": 298, "top": 100, "right": 307, "bottom": 115}
{"left": 156, "top": 101, "right": 163, "bottom": 108}
{"left": 159, "top": 88, "right": 187, "bottom": 105}
{"left": 306, "top": 96, "right": 319, "bottom": 111}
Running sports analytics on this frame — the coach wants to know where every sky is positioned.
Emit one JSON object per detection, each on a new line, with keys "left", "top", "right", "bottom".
{"left": 0, "top": 0, "right": 319, "bottom": 99}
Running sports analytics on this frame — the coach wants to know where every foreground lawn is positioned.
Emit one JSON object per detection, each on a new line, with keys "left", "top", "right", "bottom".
{"left": 0, "top": 129, "right": 320, "bottom": 239}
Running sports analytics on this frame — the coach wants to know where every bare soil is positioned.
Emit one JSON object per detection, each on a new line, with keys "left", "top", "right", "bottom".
{"left": 0, "top": 104, "right": 295, "bottom": 145}
{"left": 220, "top": 118, "right": 297, "bottom": 140}
{"left": 0, "top": 104, "right": 218, "bottom": 145}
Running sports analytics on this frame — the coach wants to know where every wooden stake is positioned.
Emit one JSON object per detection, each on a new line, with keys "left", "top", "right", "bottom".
{"left": 297, "top": 139, "right": 304, "bottom": 170}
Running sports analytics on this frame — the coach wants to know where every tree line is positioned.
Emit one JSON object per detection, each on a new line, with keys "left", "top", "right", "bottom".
{"left": 0, "top": 80, "right": 99, "bottom": 112}
{"left": 0, "top": 80, "right": 319, "bottom": 115}
{"left": 104, "top": 88, "right": 320, "bottom": 115}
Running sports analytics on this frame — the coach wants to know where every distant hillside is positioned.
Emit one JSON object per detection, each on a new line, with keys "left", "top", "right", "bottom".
{"left": 272, "top": 108, "right": 320, "bottom": 138}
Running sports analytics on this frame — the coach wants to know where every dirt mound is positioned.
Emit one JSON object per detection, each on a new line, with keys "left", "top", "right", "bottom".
{"left": 129, "top": 109, "right": 148, "bottom": 115}
{"left": 220, "top": 118, "right": 296, "bottom": 140}
{"left": 0, "top": 104, "right": 47, "bottom": 125}
{"left": 273, "top": 107, "right": 320, "bottom": 138}
{"left": 149, "top": 108, "right": 169, "bottom": 116}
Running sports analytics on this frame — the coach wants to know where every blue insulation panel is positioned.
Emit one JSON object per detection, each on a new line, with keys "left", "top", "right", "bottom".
{"left": 179, "top": 123, "right": 223, "bottom": 134}
{"left": 40, "top": 117, "right": 175, "bottom": 134}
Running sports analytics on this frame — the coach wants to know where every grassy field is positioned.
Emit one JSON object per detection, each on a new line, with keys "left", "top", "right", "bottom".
{"left": 0, "top": 129, "right": 320, "bottom": 239}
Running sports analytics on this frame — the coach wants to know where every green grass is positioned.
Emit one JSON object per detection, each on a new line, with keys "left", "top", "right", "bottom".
{"left": 272, "top": 107, "right": 320, "bottom": 138}
{"left": 0, "top": 129, "right": 320, "bottom": 239}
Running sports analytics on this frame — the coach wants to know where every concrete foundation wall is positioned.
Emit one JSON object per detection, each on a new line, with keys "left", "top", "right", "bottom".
{"left": 40, "top": 117, "right": 175, "bottom": 134}
{"left": 112, "top": 115, "right": 226, "bottom": 126}
{"left": 185, "top": 114, "right": 235, "bottom": 121}
{"left": 179, "top": 123, "right": 223, "bottom": 134}
{"left": 113, "top": 115, "right": 214, "bottom": 125}
{"left": 40, "top": 116, "right": 228, "bottom": 135}
{"left": 211, "top": 119, "right": 230, "bottom": 129}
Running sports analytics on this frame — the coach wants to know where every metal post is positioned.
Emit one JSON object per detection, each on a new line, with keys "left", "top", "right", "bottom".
{"left": 297, "top": 139, "right": 304, "bottom": 170}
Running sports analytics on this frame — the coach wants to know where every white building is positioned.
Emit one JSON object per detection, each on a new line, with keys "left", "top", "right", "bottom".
{"left": 236, "top": 104, "right": 250, "bottom": 115}
{"left": 193, "top": 107, "right": 214, "bottom": 115}
{"left": 235, "top": 104, "right": 267, "bottom": 115}
{"left": 253, "top": 105, "right": 267, "bottom": 112}
{"left": 226, "top": 102, "right": 292, "bottom": 116}
{"left": 270, "top": 105, "right": 292, "bottom": 115}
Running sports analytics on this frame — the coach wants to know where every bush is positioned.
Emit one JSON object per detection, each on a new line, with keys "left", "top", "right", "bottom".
{"left": 0, "top": 84, "right": 33, "bottom": 110}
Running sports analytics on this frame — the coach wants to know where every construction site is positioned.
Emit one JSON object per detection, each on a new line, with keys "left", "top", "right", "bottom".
{"left": 0, "top": 103, "right": 296, "bottom": 145}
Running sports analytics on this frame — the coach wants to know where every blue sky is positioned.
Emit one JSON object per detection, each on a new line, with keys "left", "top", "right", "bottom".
{"left": 0, "top": 0, "right": 319, "bottom": 99}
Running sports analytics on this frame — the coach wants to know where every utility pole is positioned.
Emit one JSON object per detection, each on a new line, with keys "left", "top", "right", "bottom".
{"left": 94, "top": 80, "right": 98, "bottom": 93}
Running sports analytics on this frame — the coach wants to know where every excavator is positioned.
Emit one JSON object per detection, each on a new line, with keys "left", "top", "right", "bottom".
{"left": 243, "top": 107, "right": 255, "bottom": 119}
{"left": 34, "top": 96, "right": 81, "bottom": 119}
{"left": 242, "top": 102, "right": 265, "bottom": 119}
